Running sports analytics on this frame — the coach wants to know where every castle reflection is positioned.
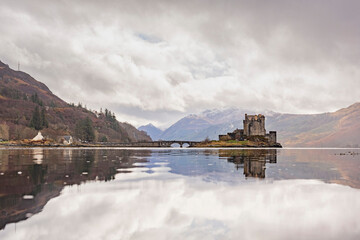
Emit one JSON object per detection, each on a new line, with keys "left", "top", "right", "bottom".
{"left": 220, "top": 149, "right": 277, "bottom": 178}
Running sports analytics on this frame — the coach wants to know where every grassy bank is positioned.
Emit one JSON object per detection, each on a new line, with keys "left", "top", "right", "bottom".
{"left": 195, "top": 140, "right": 281, "bottom": 148}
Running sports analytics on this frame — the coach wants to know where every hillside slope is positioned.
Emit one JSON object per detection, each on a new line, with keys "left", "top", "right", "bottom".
{"left": 0, "top": 61, "right": 151, "bottom": 142}
{"left": 267, "top": 103, "right": 360, "bottom": 147}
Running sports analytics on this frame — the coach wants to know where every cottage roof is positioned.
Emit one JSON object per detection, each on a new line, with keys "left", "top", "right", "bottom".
{"left": 64, "top": 136, "right": 72, "bottom": 141}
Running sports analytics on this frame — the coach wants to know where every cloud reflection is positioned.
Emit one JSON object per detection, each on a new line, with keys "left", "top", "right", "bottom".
{"left": 1, "top": 168, "right": 359, "bottom": 240}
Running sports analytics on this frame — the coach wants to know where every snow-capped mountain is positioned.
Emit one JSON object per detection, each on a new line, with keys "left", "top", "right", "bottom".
{"left": 149, "top": 104, "right": 360, "bottom": 147}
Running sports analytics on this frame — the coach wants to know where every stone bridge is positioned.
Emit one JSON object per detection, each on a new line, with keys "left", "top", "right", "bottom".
{"left": 154, "top": 141, "right": 200, "bottom": 148}
{"left": 100, "top": 141, "right": 200, "bottom": 148}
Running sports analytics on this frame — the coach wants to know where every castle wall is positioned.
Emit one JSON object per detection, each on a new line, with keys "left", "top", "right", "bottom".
{"left": 219, "top": 135, "right": 231, "bottom": 141}
{"left": 269, "top": 131, "right": 276, "bottom": 143}
{"left": 243, "top": 119, "right": 249, "bottom": 136}
{"left": 235, "top": 129, "right": 245, "bottom": 140}
{"left": 244, "top": 114, "right": 266, "bottom": 136}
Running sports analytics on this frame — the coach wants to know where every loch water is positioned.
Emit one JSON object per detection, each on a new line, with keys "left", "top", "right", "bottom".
{"left": 0, "top": 148, "right": 360, "bottom": 240}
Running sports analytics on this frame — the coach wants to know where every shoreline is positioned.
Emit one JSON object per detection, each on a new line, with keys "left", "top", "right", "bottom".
{"left": 0, "top": 139, "right": 282, "bottom": 148}
{"left": 2, "top": 145, "right": 360, "bottom": 150}
{"left": 0, "top": 143, "right": 283, "bottom": 148}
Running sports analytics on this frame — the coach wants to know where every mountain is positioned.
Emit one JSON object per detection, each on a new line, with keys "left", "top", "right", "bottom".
{"left": 266, "top": 103, "right": 360, "bottom": 147}
{"left": 159, "top": 108, "right": 266, "bottom": 141}
{"left": 0, "top": 60, "right": 151, "bottom": 142}
{"left": 158, "top": 104, "right": 360, "bottom": 147}
{"left": 138, "top": 124, "right": 163, "bottom": 140}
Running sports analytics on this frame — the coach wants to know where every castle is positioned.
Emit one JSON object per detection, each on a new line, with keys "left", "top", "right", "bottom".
{"left": 219, "top": 114, "right": 277, "bottom": 144}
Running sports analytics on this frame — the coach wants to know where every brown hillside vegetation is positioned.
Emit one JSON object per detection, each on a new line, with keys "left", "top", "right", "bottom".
{"left": 0, "top": 61, "right": 151, "bottom": 142}
{"left": 267, "top": 103, "right": 360, "bottom": 147}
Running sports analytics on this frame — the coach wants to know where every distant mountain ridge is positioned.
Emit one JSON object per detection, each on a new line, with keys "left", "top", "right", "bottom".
{"left": 267, "top": 103, "right": 360, "bottom": 147}
{"left": 138, "top": 124, "right": 163, "bottom": 141}
{"left": 0, "top": 60, "right": 151, "bottom": 142}
{"left": 140, "top": 104, "right": 360, "bottom": 147}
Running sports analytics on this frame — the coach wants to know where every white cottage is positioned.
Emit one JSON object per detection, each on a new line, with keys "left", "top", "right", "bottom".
{"left": 63, "top": 136, "right": 73, "bottom": 145}
{"left": 32, "top": 132, "right": 44, "bottom": 141}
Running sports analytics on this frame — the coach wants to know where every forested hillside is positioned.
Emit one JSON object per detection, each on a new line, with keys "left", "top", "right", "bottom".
{"left": 0, "top": 61, "right": 151, "bottom": 142}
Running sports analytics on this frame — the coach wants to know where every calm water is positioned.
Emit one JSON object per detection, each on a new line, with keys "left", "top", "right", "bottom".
{"left": 0, "top": 148, "right": 360, "bottom": 239}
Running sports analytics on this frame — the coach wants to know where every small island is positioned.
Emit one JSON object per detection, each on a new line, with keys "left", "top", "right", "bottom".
{"left": 196, "top": 114, "right": 282, "bottom": 148}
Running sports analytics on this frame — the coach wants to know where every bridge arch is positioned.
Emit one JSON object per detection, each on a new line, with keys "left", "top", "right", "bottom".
{"left": 170, "top": 142, "right": 181, "bottom": 148}
{"left": 182, "top": 142, "right": 190, "bottom": 148}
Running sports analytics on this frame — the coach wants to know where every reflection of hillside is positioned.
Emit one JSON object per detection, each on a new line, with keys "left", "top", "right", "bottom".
{"left": 220, "top": 149, "right": 277, "bottom": 178}
{"left": 0, "top": 149, "right": 151, "bottom": 230}
{"left": 276, "top": 149, "right": 360, "bottom": 189}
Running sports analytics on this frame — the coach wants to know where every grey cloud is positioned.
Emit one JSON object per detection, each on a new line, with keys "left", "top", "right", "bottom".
{"left": 1, "top": 0, "right": 360, "bottom": 127}
{"left": 106, "top": 103, "right": 187, "bottom": 128}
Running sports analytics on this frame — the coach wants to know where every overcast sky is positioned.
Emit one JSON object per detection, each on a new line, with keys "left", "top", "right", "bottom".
{"left": 1, "top": 0, "right": 360, "bottom": 127}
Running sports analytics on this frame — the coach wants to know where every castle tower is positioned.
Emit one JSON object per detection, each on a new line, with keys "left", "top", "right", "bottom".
{"left": 243, "top": 114, "right": 266, "bottom": 136}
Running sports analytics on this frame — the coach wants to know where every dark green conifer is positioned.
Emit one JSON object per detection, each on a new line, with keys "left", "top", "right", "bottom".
{"left": 30, "top": 106, "right": 42, "bottom": 130}
{"left": 75, "top": 117, "right": 95, "bottom": 142}
{"left": 30, "top": 106, "right": 48, "bottom": 130}
{"left": 41, "top": 108, "right": 48, "bottom": 128}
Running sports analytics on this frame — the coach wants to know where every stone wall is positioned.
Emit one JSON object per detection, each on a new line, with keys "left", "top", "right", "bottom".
{"left": 243, "top": 114, "right": 266, "bottom": 136}
{"left": 269, "top": 131, "right": 276, "bottom": 143}
{"left": 219, "top": 135, "right": 231, "bottom": 141}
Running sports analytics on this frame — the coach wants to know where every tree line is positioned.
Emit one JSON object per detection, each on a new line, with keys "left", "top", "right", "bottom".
{"left": 27, "top": 94, "right": 121, "bottom": 143}
{"left": 75, "top": 117, "right": 95, "bottom": 142}
{"left": 30, "top": 106, "right": 48, "bottom": 130}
